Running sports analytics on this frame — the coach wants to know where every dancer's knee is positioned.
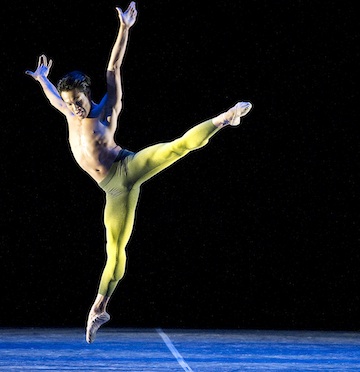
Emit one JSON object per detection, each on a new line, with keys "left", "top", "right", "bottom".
{"left": 177, "top": 132, "right": 210, "bottom": 151}
{"left": 171, "top": 136, "right": 208, "bottom": 154}
{"left": 113, "top": 264, "right": 126, "bottom": 281}
{"left": 106, "top": 250, "right": 127, "bottom": 282}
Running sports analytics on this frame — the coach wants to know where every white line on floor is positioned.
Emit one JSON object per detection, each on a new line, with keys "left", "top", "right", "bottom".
{"left": 156, "top": 328, "right": 193, "bottom": 372}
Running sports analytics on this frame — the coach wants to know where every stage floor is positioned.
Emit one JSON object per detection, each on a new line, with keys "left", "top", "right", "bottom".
{"left": 1, "top": 328, "right": 360, "bottom": 371}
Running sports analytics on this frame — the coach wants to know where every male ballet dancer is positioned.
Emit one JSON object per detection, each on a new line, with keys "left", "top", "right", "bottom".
{"left": 25, "top": 2, "right": 252, "bottom": 343}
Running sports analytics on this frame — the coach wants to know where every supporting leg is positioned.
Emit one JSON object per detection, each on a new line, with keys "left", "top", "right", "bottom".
{"left": 86, "top": 187, "right": 140, "bottom": 344}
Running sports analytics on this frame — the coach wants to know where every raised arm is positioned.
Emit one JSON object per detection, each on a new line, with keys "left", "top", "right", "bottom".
{"left": 106, "top": 2, "right": 137, "bottom": 129}
{"left": 25, "top": 55, "right": 72, "bottom": 117}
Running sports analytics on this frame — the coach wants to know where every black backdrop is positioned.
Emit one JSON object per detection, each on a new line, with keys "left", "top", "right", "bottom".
{"left": 1, "top": 0, "right": 359, "bottom": 330}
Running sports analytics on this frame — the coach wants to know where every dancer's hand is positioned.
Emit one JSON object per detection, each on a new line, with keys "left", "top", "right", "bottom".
{"left": 25, "top": 54, "right": 53, "bottom": 81}
{"left": 116, "top": 1, "right": 137, "bottom": 28}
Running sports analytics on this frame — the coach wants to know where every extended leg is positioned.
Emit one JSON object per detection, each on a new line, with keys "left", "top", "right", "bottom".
{"left": 125, "top": 120, "right": 218, "bottom": 187}
{"left": 125, "top": 101, "right": 252, "bottom": 187}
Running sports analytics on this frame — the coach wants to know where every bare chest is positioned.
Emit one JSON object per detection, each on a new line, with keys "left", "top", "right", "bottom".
{"left": 64, "top": 115, "right": 119, "bottom": 180}
{"left": 68, "top": 118, "right": 107, "bottom": 147}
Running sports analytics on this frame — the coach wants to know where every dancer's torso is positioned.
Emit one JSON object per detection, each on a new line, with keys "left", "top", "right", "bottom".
{"left": 67, "top": 116, "right": 121, "bottom": 183}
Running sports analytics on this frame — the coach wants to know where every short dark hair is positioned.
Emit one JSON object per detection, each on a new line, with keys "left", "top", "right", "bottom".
{"left": 57, "top": 71, "right": 91, "bottom": 97}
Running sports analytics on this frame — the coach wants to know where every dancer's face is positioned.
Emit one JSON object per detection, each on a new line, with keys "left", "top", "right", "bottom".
{"left": 61, "top": 88, "right": 92, "bottom": 119}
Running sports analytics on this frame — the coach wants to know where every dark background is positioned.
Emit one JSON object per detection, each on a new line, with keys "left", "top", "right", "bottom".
{"left": 1, "top": 0, "right": 359, "bottom": 330}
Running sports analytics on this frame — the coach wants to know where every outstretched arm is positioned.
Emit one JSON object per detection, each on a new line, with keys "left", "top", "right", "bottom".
{"left": 25, "top": 55, "right": 72, "bottom": 117}
{"left": 106, "top": 2, "right": 137, "bottom": 129}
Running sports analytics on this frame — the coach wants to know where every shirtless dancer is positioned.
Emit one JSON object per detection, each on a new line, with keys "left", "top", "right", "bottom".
{"left": 25, "top": 1, "right": 252, "bottom": 343}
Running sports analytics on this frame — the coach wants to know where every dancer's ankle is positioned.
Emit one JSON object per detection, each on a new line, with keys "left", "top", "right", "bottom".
{"left": 212, "top": 113, "right": 231, "bottom": 128}
{"left": 91, "top": 294, "right": 109, "bottom": 314}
